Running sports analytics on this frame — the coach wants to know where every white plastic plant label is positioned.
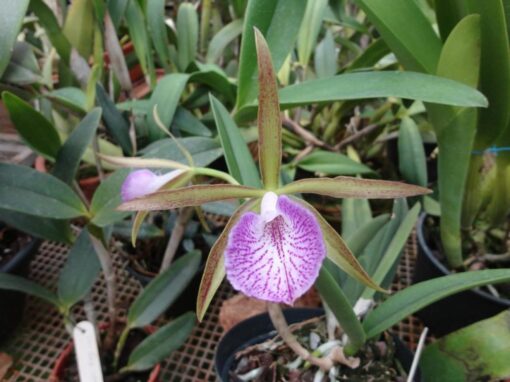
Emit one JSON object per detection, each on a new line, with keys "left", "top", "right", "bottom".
{"left": 72, "top": 321, "right": 104, "bottom": 382}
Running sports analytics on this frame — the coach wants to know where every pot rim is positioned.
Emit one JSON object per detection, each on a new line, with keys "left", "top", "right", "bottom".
{"left": 417, "top": 213, "right": 510, "bottom": 306}
{"left": 0, "top": 231, "right": 40, "bottom": 273}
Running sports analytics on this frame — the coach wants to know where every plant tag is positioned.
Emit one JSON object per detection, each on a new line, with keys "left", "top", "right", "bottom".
{"left": 72, "top": 321, "right": 104, "bottom": 382}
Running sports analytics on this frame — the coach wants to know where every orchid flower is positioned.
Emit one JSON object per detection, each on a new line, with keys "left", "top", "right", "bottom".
{"left": 117, "top": 29, "right": 430, "bottom": 320}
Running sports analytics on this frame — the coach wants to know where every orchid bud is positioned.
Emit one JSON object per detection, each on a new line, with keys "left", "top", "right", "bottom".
{"left": 121, "top": 169, "right": 185, "bottom": 202}
{"left": 225, "top": 193, "right": 326, "bottom": 305}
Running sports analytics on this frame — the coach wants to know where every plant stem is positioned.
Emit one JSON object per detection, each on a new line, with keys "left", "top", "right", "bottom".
{"left": 89, "top": 231, "right": 118, "bottom": 350}
{"left": 266, "top": 302, "right": 334, "bottom": 371}
{"left": 192, "top": 167, "right": 240, "bottom": 185}
{"left": 113, "top": 327, "right": 130, "bottom": 371}
{"left": 159, "top": 207, "right": 194, "bottom": 272}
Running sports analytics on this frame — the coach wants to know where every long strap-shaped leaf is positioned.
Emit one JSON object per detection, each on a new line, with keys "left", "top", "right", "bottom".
{"left": 280, "top": 177, "right": 430, "bottom": 199}
{"left": 362, "top": 269, "right": 510, "bottom": 339}
{"left": 0, "top": 273, "right": 59, "bottom": 307}
{"left": 315, "top": 266, "right": 366, "bottom": 353}
{"left": 119, "top": 184, "right": 264, "bottom": 212}
{"left": 196, "top": 199, "right": 259, "bottom": 321}
{"left": 293, "top": 197, "right": 385, "bottom": 293}
{"left": 99, "top": 154, "right": 189, "bottom": 170}
{"left": 254, "top": 28, "right": 281, "bottom": 190}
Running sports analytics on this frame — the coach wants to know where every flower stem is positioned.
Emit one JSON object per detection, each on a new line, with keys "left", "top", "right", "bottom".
{"left": 113, "top": 327, "right": 130, "bottom": 371}
{"left": 159, "top": 207, "right": 194, "bottom": 272}
{"left": 192, "top": 167, "right": 240, "bottom": 185}
{"left": 266, "top": 302, "right": 334, "bottom": 371}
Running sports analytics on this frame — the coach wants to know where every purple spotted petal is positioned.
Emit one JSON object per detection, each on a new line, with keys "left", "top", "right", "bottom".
{"left": 121, "top": 169, "right": 184, "bottom": 202}
{"left": 225, "top": 195, "right": 326, "bottom": 305}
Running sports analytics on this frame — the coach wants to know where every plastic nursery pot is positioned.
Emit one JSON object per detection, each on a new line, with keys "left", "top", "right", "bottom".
{"left": 414, "top": 213, "right": 510, "bottom": 337}
{"left": 0, "top": 227, "right": 40, "bottom": 343}
{"left": 215, "top": 308, "right": 420, "bottom": 382}
{"left": 50, "top": 322, "right": 161, "bottom": 382}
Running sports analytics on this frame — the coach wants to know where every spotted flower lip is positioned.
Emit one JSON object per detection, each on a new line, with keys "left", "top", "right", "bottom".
{"left": 120, "top": 169, "right": 185, "bottom": 202}
{"left": 225, "top": 192, "right": 326, "bottom": 305}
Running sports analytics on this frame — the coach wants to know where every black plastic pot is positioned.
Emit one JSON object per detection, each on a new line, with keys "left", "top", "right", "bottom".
{"left": 0, "top": 235, "right": 40, "bottom": 343}
{"left": 414, "top": 213, "right": 510, "bottom": 337}
{"left": 215, "top": 308, "right": 420, "bottom": 381}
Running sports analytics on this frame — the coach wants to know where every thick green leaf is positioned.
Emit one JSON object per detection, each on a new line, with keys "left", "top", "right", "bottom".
{"left": 0, "top": 273, "right": 59, "bottom": 307}
{"left": 206, "top": 19, "right": 243, "bottom": 64}
{"left": 123, "top": 312, "right": 195, "bottom": 372}
{"left": 361, "top": 202, "right": 420, "bottom": 300}
{"left": 345, "top": 214, "right": 389, "bottom": 256}
{"left": 0, "top": 209, "right": 73, "bottom": 244}
{"left": 314, "top": 29, "right": 337, "bottom": 78}
{"left": 127, "top": 251, "right": 201, "bottom": 328}
{"left": 362, "top": 269, "right": 510, "bottom": 339}
{"left": 297, "top": 151, "right": 373, "bottom": 176}
{"left": 236, "top": 0, "right": 307, "bottom": 109}
{"left": 315, "top": 266, "right": 366, "bottom": 352}
{"left": 2, "top": 92, "right": 61, "bottom": 160}
{"left": 279, "top": 177, "right": 430, "bottom": 199}
{"left": 297, "top": 0, "right": 328, "bottom": 67}
{"left": 277, "top": 72, "right": 487, "bottom": 108}
{"left": 189, "top": 63, "right": 236, "bottom": 101}
{"left": 63, "top": 0, "right": 94, "bottom": 58}
{"left": 2, "top": 42, "right": 42, "bottom": 85}
{"left": 342, "top": 200, "right": 408, "bottom": 304}
{"left": 436, "top": 0, "right": 468, "bottom": 41}
{"left": 355, "top": 0, "right": 442, "bottom": 73}
{"left": 0, "top": 0, "right": 30, "bottom": 77}
{"left": 347, "top": 39, "right": 390, "bottom": 72}
{"left": 125, "top": 0, "right": 153, "bottom": 79}
{"left": 96, "top": 83, "right": 133, "bottom": 155}
{"left": 141, "top": 137, "right": 223, "bottom": 168}
{"left": 254, "top": 29, "right": 281, "bottom": 190}
{"left": 119, "top": 184, "right": 264, "bottom": 212}
{"left": 468, "top": 0, "right": 510, "bottom": 149}
{"left": 341, "top": 198, "right": 372, "bottom": 240}
{"left": 46, "top": 87, "right": 87, "bottom": 113}
{"left": 293, "top": 197, "right": 385, "bottom": 293}
{"left": 173, "top": 106, "right": 212, "bottom": 137}
{"left": 90, "top": 169, "right": 131, "bottom": 227}
{"left": 209, "top": 94, "right": 261, "bottom": 188}
{"left": 30, "top": 0, "right": 72, "bottom": 63}
{"left": 147, "top": 74, "right": 189, "bottom": 141}
{"left": 53, "top": 108, "right": 102, "bottom": 185}
{"left": 398, "top": 117, "right": 427, "bottom": 187}
{"left": 58, "top": 229, "right": 101, "bottom": 310}
{"left": 146, "top": 0, "right": 171, "bottom": 69}
{"left": 421, "top": 310, "right": 510, "bottom": 381}
{"left": 235, "top": 71, "right": 488, "bottom": 122}
{"left": 197, "top": 199, "right": 259, "bottom": 321}
{"left": 427, "top": 14, "right": 481, "bottom": 268}
{"left": 0, "top": 163, "right": 87, "bottom": 219}
{"left": 176, "top": 3, "right": 198, "bottom": 71}
{"left": 107, "top": 0, "right": 128, "bottom": 29}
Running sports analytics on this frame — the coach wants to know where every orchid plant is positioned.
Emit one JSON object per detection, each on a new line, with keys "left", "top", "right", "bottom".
{"left": 115, "top": 29, "right": 434, "bottom": 367}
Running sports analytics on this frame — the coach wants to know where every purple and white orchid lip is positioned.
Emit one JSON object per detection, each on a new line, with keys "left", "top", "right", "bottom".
{"left": 120, "top": 169, "right": 185, "bottom": 202}
{"left": 225, "top": 192, "right": 326, "bottom": 305}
